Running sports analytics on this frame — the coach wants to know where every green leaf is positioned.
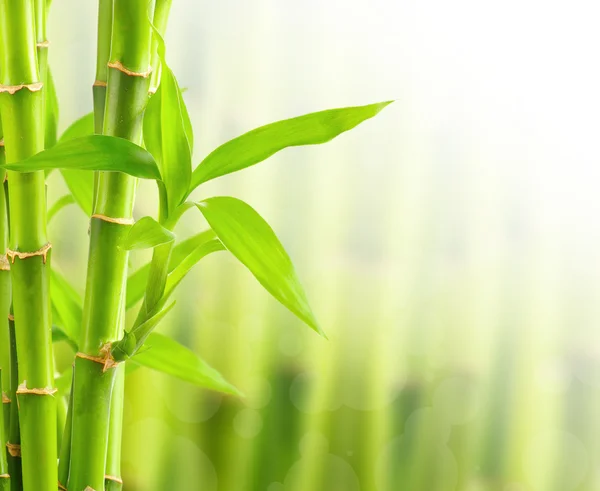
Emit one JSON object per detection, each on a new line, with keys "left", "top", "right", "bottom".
{"left": 45, "top": 68, "right": 59, "bottom": 149}
{"left": 48, "top": 194, "right": 76, "bottom": 223}
{"left": 61, "top": 169, "right": 94, "bottom": 216}
{"left": 132, "top": 332, "right": 241, "bottom": 396}
{"left": 55, "top": 366, "right": 73, "bottom": 395}
{"left": 50, "top": 269, "right": 83, "bottom": 343}
{"left": 163, "top": 238, "right": 224, "bottom": 299}
{"left": 58, "top": 112, "right": 95, "bottom": 144}
{"left": 197, "top": 197, "right": 324, "bottom": 336}
{"left": 123, "top": 217, "right": 175, "bottom": 250}
{"left": 189, "top": 101, "right": 393, "bottom": 190}
{"left": 55, "top": 112, "right": 96, "bottom": 215}
{"left": 52, "top": 326, "right": 78, "bottom": 351}
{"left": 56, "top": 113, "right": 96, "bottom": 215}
{"left": 144, "top": 25, "right": 192, "bottom": 215}
{"left": 2, "top": 135, "right": 161, "bottom": 180}
{"left": 126, "top": 229, "right": 216, "bottom": 309}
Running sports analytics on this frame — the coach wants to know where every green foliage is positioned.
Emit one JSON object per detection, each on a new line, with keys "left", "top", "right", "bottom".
{"left": 50, "top": 269, "right": 83, "bottom": 345}
{"left": 143, "top": 26, "right": 192, "bottom": 216}
{"left": 45, "top": 68, "right": 59, "bottom": 149}
{"left": 131, "top": 333, "right": 241, "bottom": 396}
{"left": 47, "top": 195, "right": 76, "bottom": 223}
{"left": 56, "top": 112, "right": 95, "bottom": 215}
{"left": 123, "top": 217, "right": 175, "bottom": 250}
{"left": 189, "top": 101, "right": 392, "bottom": 191}
{"left": 2, "top": 135, "right": 160, "bottom": 180}
{"left": 197, "top": 197, "right": 324, "bottom": 336}
{"left": 126, "top": 229, "right": 217, "bottom": 309}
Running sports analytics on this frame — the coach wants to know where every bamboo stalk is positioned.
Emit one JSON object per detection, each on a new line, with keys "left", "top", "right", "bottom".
{"left": 0, "top": 1, "right": 57, "bottom": 489}
{"left": 0, "top": 122, "right": 10, "bottom": 441}
{"left": 6, "top": 317, "right": 21, "bottom": 491}
{"left": 68, "top": 2, "right": 155, "bottom": 489}
{"left": 0, "top": 369, "right": 8, "bottom": 491}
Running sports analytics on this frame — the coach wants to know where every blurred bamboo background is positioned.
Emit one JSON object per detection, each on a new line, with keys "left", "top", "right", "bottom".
{"left": 46, "top": 0, "right": 600, "bottom": 489}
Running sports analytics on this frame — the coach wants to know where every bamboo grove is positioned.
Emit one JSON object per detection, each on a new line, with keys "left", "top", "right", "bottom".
{"left": 0, "top": 0, "right": 389, "bottom": 489}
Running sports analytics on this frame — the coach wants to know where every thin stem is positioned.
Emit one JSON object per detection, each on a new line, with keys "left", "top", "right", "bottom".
{"left": 0, "top": 369, "right": 8, "bottom": 491}
{"left": 7, "top": 317, "right": 21, "bottom": 491}
{"left": 0, "top": 1, "right": 57, "bottom": 489}
{"left": 68, "top": 1, "right": 155, "bottom": 489}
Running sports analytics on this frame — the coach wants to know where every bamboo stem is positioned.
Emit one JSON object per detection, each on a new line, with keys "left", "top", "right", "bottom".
{"left": 68, "top": 2, "right": 155, "bottom": 489}
{"left": 7, "top": 317, "right": 21, "bottom": 491}
{"left": 0, "top": 1, "right": 56, "bottom": 489}
{"left": 0, "top": 369, "right": 8, "bottom": 491}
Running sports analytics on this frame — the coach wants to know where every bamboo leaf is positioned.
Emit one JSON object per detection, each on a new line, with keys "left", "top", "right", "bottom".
{"left": 57, "top": 112, "right": 96, "bottom": 215}
{"left": 189, "top": 101, "right": 393, "bottom": 190}
{"left": 45, "top": 68, "right": 59, "bottom": 149}
{"left": 55, "top": 366, "right": 73, "bottom": 394}
{"left": 2, "top": 135, "right": 161, "bottom": 180}
{"left": 126, "top": 229, "right": 216, "bottom": 309}
{"left": 50, "top": 269, "right": 83, "bottom": 343}
{"left": 58, "top": 112, "right": 95, "bottom": 144}
{"left": 163, "top": 238, "right": 224, "bottom": 299}
{"left": 51, "top": 326, "right": 78, "bottom": 351}
{"left": 144, "top": 25, "right": 192, "bottom": 215}
{"left": 196, "top": 197, "right": 324, "bottom": 336}
{"left": 131, "top": 332, "right": 242, "bottom": 396}
{"left": 123, "top": 217, "right": 175, "bottom": 250}
{"left": 48, "top": 195, "right": 76, "bottom": 223}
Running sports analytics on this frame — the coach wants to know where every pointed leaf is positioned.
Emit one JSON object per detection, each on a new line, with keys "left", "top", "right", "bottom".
{"left": 45, "top": 68, "right": 59, "bottom": 149}
{"left": 163, "top": 238, "right": 224, "bottom": 299}
{"left": 50, "top": 269, "right": 83, "bottom": 343}
{"left": 2, "top": 135, "right": 161, "bottom": 180}
{"left": 189, "top": 101, "right": 393, "bottom": 190}
{"left": 197, "top": 197, "right": 324, "bottom": 336}
{"left": 48, "top": 195, "right": 76, "bottom": 223}
{"left": 123, "top": 217, "right": 175, "bottom": 251}
{"left": 144, "top": 25, "right": 192, "bottom": 214}
{"left": 132, "top": 332, "right": 241, "bottom": 396}
{"left": 57, "top": 113, "right": 96, "bottom": 215}
{"left": 126, "top": 229, "right": 216, "bottom": 309}
{"left": 58, "top": 112, "right": 95, "bottom": 144}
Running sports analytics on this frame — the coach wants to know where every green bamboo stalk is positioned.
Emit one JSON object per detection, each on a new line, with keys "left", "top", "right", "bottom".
{"left": 0, "top": 370, "right": 8, "bottom": 490}
{"left": 68, "top": 2, "right": 155, "bottom": 489}
{"left": 105, "top": 7, "right": 172, "bottom": 486}
{"left": 0, "top": 2, "right": 57, "bottom": 490}
{"left": 57, "top": 376, "right": 73, "bottom": 491}
{"left": 93, "top": 0, "right": 113, "bottom": 135}
{"left": 0, "top": 122, "right": 10, "bottom": 441}
{"left": 6, "top": 317, "right": 21, "bottom": 491}
{"left": 104, "top": 366, "right": 124, "bottom": 491}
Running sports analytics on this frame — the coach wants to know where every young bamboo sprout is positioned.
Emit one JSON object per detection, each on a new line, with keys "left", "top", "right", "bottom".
{"left": 0, "top": 1, "right": 57, "bottom": 490}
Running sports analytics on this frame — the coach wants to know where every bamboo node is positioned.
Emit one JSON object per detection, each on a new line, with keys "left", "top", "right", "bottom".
{"left": 0, "top": 255, "right": 10, "bottom": 271}
{"left": 2, "top": 392, "right": 10, "bottom": 404}
{"left": 84, "top": 487, "right": 96, "bottom": 491}
{"left": 76, "top": 343, "right": 119, "bottom": 372}
{"left": 0, "top": 473, "right": 9, "bottom": 479}
{"left": 36, "top": 40, "right": 50, "bottom": 48}
{"left": 16, "top": 381, "right": 58, "bottom": 396}
{"left": 58, "top": 482, "right": 67, "bottom": 491}
{"left": 107, "top": 60, "right": 152, "bottom": 78}
{"left": 105, "top": 475, "right": 123, "bottom": 484}
{"left": 7, "top": 313, "right": 13, "bottom": 322}
{"left": 91, "top": 214, "right": 134, "bottom": 225}
{"left": 148, "top": 87, "right": 158, "bottom": 95}
{"left": 6, "top": 442, "right": 20, "bottom": 457}
{"left": 0, "top": 82, "right": 43, "bottom": 95}
{"left": 6, "top": 242, "right": 52, "bottom": 264}
{"left": 0, "top": 139, "right": 4, "bottom": 147}
{"left": 93, "top": 80, "right": 108, "bottom": 88}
